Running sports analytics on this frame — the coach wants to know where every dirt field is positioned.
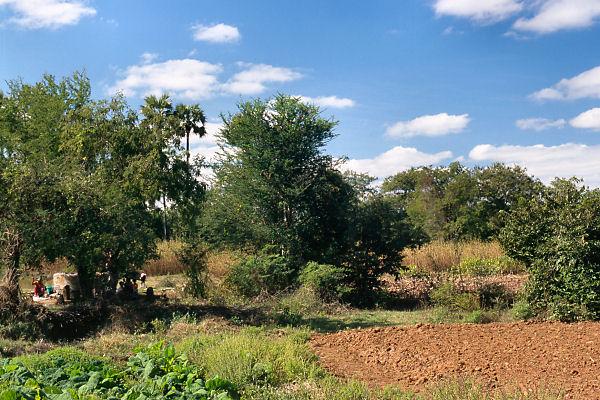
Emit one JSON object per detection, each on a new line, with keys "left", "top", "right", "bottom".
{"left": 311, "top": 322, "right": 600, "bottom": 399}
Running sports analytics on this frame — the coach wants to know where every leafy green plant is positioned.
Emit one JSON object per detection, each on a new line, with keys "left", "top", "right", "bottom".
{"left": 429, "top": 283, "right": 480, "bottom": 312}
{"left": 298, "top": 262, "right": 349, "bottom": 302}
{"left": 501, "top": 178, "right": 600, "bottom": 321}
{"left": 226, "top": 247, "right": 296, "bottom": 297}
{"left": 0, "top": 343, "right": 238, "bottom": 399}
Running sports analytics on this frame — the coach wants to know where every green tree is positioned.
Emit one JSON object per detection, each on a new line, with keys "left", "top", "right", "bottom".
{"left": 0, "top": 73, "right": 207, "bottom": 297}
{"left": 203, "top": 95, "right": 350, "bottom": 264}
{"left": 344, "top": 195, "right": 418, "bottom": 304}
{"left": 139, "top": 96, "right": 207, "bottom": 240}
{"left": 500, "top": 179, "right": 600, "bottom": 320}
{"left": 382, "top": 162, "right": 541, "bottom": 241}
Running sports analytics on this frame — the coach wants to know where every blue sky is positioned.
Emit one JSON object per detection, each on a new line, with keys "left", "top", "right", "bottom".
{"left": 2, "top": 0, "right": 600, "bottom": 185}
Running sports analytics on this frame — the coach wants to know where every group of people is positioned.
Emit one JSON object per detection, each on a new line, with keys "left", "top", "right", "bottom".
{"left": 116, "top": 271, "right": 148, "bottom": 298}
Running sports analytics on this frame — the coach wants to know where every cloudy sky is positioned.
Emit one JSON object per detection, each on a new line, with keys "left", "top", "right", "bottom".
{"left": 2, "top": 0, "right": 600, "bottom": 185}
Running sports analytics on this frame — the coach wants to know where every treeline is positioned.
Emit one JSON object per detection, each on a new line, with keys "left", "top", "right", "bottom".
{"left": 381, "top": 162, "right": 543, "bottom": 241}
{"left": 1, "top": 73, "right": 599, "bottom": 318}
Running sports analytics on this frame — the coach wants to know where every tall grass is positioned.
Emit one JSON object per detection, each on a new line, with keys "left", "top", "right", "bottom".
{"left": 143, "top": 240, "right": 240, "bottom": 283}
{"left": 402, "top": 240, "right": 507, "bottom": 274}
{"left": 143, "top": 240, "right": 186, "bottom": 275}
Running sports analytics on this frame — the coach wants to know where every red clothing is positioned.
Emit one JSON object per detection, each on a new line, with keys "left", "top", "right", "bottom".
{"left": 33, "top": 282, "right": 45, "bottom": 297}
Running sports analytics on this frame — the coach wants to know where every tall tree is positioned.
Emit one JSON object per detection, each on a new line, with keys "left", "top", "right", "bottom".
{"left": 203, "top": 95, "right": 349, "bottom": 263}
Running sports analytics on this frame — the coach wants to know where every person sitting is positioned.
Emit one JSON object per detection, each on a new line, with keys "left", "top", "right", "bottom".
{"left": 32, "top": 278, "right": 46, "bottom": 298}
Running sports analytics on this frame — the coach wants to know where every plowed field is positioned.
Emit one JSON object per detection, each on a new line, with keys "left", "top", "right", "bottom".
{"left": 311, "top": 322, "right": 600, "bottom": 399}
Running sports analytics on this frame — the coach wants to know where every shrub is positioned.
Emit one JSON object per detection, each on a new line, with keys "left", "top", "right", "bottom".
{"left": 226, "top": 247, "right": 296, "bottom": 298}
{"left": 511, "top": 299, "right": 535, "bottom": 320}
{"left": 501, "top": 179, "right": 600, "bottom": 321}
{"left": 429, "top": 283, "right": 479, "bottom": 312}
{"left": 298, "top": 262, "right": 349, "bottom": 302}
{"left": 344, "top": 196, "right": 416, "bottom": 305}
{"left": 177, "top": 240, "right": 209, "bottom": 298}
{"left": 464, "top": 309, "right": 498, "bottom": 324}
{"left": 477, "top": 283, "right": 514, "bottom": 309}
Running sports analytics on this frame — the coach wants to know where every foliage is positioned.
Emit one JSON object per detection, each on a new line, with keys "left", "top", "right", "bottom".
{"left": 0, "top": 73, "right": 207, "bottom": 297}
{"left": 201, "top": 95, "right": 354, "bottom": 266}
{"left": 429, "top": 283, "right": 480, "bottom": 312}
{"left": 500, "top": 178, "right": 600, "bottom": 321}
{"left": 511, "top": 299, "right": 535, "bottom": 321}
{"left": 343, "top": 195, "right": 417, "bottom": 304}
{"left": 382, "top": 162, "right": 542, "bottom": 241}
{"left": 177, "top": 240, "right": 209, "bottom": 298}
{"left": 298, "top": 262, "right": 350, "bottom": 302}
{"left": 451, "top": 256, "right": 525, "bottom": 276}
{"left": 225, "top": 247, "right": 296, "bottom": 298}
{"left": 0, "top": 344, "right": 238, "bottom": 399}
{"left": 429, "top": 281, "right": 513, "bottom": 313}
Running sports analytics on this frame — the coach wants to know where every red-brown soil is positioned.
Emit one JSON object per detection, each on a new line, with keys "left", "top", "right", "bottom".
{"left": 311, "top": 322, "right": 600, "bottom": 399}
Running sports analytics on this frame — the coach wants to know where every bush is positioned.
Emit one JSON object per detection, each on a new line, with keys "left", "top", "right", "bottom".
{"left": 429, "top": 283, "right": 479, "bottom": 312}
{"left": 501, "top": 179, "right": 600, "bottom": 321}
{"left": 226, "top": 247, "right": 296, "bottom": 298}
{"left": 298, "top": 262, "right": 349, "bottom": 302}
{"left": 464, "top": 309, "right": 499, "bottom": 324}
{"left": 511, "top": 299, "right": 535, "bottom": 320}
{"left": 177, "top": 240, "right": 209, "bottom": 298}
{"left": 477, "top": 283, "right": 514, "bottom": 309}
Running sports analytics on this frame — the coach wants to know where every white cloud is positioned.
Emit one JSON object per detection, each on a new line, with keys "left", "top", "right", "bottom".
{"left": 192, "top": 23, "right": 240, "bottom": 43}
{"left": 140, "top": 52, "right": 158, "bottom": 64}
{"left": 386, "top": 113, "right": 470, "bottom": 138}
{"left": 530, "top": 66, "right": 600, "bottom": 101}
{"left": 344, "top": 146, "right": 453, "bottom": 178}
{"left": 223, "top": 63, "right": 302, "bottom": 95}
{"left": 189, "top": 121, "right": 222, "bottom": 162}
{"left": 570, "top": 108, "right": 600, "bottom": 130}
{"left": 109, "top": 58, "right": 223, "bottom": 100}
{"left": 298, "top": 95, "right": 356, "bottom": 109}
{"left": 516, "top": 117, "right": 566, "bottom": 131}
{"left": 433, "top": 0, "right": 523, "bottom": 23}
{"left": 469, "top": 143, "right": 600, "bottom": 187}
{"left": 0, "top": 0, "right": 96, "bottom": 29}
{"left": 513, "top": 0, "right": 600, "bottom": 34}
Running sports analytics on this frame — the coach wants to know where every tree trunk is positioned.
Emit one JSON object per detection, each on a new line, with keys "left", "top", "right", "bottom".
{"left": 1, "top": 231, "right": 22, "bottom": 304}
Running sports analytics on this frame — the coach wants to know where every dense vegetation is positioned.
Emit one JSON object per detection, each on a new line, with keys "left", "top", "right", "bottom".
{"left": 0, "top": 344, "right": 237, "bottom": 399}
{"left": 1, "top": 72, "right": 600, "bottom": 329}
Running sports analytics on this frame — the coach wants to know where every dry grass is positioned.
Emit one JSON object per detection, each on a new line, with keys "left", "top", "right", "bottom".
{"left": 403, "top": 240, "right": 506, "bottom": 274}
{"left": 143, "top": 240, "right": 186, "bottom": 275}
{"left": 143, "top": 240, "right": 240, "bottom": 279}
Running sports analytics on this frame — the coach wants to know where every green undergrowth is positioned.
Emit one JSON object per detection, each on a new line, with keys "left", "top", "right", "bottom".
{"left": 0, "top": 344, "right": 238, "bottom": 399}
